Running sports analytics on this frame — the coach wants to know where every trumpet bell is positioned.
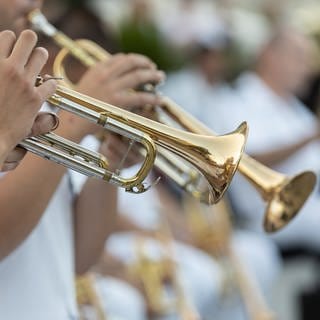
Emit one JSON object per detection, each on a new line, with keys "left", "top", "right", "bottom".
{"left": 160, "top": 98, "right": 317, "bottom": 231}
{"left": 264, "top": 171, "right": 317, "bottom": 232}
{"left": 199, "top": 121, "right": 247, "bottom": 204}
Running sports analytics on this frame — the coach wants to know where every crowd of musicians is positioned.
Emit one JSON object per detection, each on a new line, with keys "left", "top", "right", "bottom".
{"left": 1, "top": 0, "right": 320, "bottom": 319}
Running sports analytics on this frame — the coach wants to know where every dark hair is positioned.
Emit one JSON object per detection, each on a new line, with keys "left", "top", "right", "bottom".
{"left": 53, "top": 5, "right": 118, "bottom": 53}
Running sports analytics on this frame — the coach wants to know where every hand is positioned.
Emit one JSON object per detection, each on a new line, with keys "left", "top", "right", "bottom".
{"left": 1, "top": 112, "right": 59, "bottom": 171}
{"left": 76, "top": 53, "right": 165, "bottom": 109}
{"left": 55, "top": 53, "right": 164, "bottom": 146}
{"left": 0, "top": 30, "right": 57, "bottom": 156}
{"left": 98, "top": 133, "right": 143, "bottom": 172}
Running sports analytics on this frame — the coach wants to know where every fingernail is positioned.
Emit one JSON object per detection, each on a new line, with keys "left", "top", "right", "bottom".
{"left": 49, "top": 113, "right": 60, "bottom": 131}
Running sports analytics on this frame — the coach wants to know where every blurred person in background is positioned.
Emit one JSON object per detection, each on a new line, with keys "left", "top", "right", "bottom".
{"left": 116, "top": 0, "right": 183, "bottom": 71}
{"left": 101, "top": 170, "right": 223, "bottom": 320}
{"left": 156, "top": 0, "right": 224, "bottom": 50}
{"left": 72, "top": 160, "right": 224, "bottom": 320}
{"left": 226, "top": 28, "right": 320, "bottom": 255}
{"left": 164, "top": 21, "right": 320, "bottom": 255}
{"left": 162, "top": 27, "right": 235, "bottom": 134}
{"left": 162, "top": 24, "right": 282, "bottom": 320}
{"left": 225, "top": 27, "right": 320, "bottom": 320}
{"left": 38, "top": 2, "right": 219, "bottom": 318}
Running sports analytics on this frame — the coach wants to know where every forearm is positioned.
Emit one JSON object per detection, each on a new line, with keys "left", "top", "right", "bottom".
{"left": 0, "top": 135, "right": 15, "bottom": 169}
{"left": 74, "top": 178, "right": 118, "bottom": 274}
{"left": 156, "top": 185, "right": 194, "bottom": 244}
{"left": 251, "top": 134, "right": 318, "bottom": 167}
{"left": 0, "top": 153, "right": 67, "bottom": 260}
{"left": 0, "top": 142, "right": 9, "bottom": 169}
{"left": 115, "top": 214, "right": 155, "bottom": 237}
{"left": 0, "top": 112, "right": 85, "bottom": 260}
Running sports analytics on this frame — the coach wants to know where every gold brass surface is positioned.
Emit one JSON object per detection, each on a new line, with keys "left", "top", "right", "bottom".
{"left": 159, "top": 97, "right": 317, "bottom": 232}
{"left": 76, "top": 274, "right": 107, "bottom": 320}
{"left": 28, "top": 9, "right": 248, "bottom": 204}
{"left": 50, "top": 82, "right": 247, "bottom": 202}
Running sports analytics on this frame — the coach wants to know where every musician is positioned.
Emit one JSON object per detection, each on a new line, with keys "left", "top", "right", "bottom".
{"left": 162, "top": 28, "right": 282, "bottom": 319}
{"left": 220, "top": 27, "right": 320, "bottom": 254}
{"left": 0, "top": 29, "right": 58, "bottom": 171}
{"left": 71, "top": 159, "right": 223, "bottom": 320}
{"left": 0, "top": 1, "right": 163, "bottom": 319}
{"left": 206, "top": 27, "right": 320, "bottom": 318}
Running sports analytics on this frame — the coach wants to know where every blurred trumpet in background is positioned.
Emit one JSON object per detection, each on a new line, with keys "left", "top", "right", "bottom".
{"left": 184, "top": 195, "right": 276, "bottom": 320}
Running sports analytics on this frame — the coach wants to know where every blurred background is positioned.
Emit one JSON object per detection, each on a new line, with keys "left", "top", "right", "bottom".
{"left": 41, "top": 0, "right": 320, "bottom": 319}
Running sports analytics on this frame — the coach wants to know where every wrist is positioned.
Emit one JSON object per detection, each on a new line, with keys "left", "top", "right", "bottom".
{"left": 0, "top": 132, "right": 15, "bottom": 164}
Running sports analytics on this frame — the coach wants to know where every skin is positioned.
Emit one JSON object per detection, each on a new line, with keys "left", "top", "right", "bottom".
{"left": 0, "top": 112, "right": 59, "bottom": 171}
{"left": 0, "top": 0, "right": 57, "bottom": 169}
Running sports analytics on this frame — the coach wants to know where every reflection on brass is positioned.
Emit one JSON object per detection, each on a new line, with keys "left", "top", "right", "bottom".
{"left": 129, "top": 234, "right": 200, "bottom": 319}
{"left": 27, "top": 9, "right": 248, "bottom": 204}
{"left": 159, "top": 98, "right": 317, "bottom": 232}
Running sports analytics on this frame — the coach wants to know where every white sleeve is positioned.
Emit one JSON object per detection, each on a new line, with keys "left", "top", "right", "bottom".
{"left": 40, "top": 101, "right": 58, "bottom": 114}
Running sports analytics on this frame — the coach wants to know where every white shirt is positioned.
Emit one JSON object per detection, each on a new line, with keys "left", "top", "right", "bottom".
{"left": 0, "top": 175, "right": 77, "bottom": 320}
{"left": 0, "top": 103, "right": 78, "bottom": 320}
{"left": 162, "top": 68, "right": 243, "bottom": 135}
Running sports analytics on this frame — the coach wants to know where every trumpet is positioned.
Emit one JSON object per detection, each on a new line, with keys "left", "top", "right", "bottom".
{"left": 76, "top": 273, "right": 107, "bottom": 320}
{"left": 28, "top": 9, "right": 247, "bottom": 204}
{"left": 29, "top": 9, "right": 316, "bottom": 228}
{"left": 129, "top": 235, "right": 200, "bottom": 319}
{"left": 184, "top": 195, "right": 275, "bottom": 320}
{"left": 21, "top": 76, "right": 247, "bottom": 200}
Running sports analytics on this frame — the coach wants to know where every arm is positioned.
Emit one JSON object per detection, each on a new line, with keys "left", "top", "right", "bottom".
{"left": 155, "top": 183, "right": 195, "bottom": 245}
{"left": 250, "top": 130, "right": 320, "bottom": 167}
{"left": 73, "top": 136, "right": 119, "bottom": 274}
{"left": 0, "top": 109, "right": 86, "bottom": 260}
{"left": 0, "top": 30, "right": 59, "bottom": 259}
{"left": 72, "top": 53, "right": 164, "bottom": 274}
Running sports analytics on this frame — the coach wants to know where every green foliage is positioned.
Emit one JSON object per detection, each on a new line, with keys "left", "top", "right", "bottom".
{"left": 116, "top": 19, "right": 188, "bottom": 72}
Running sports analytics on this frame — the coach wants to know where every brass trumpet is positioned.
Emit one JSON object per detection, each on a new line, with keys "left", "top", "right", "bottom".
{"left": 129, "top": 235, "right": 200, "bottom": 319}
{"left": 28, "top": 9, "right": 247, "bottom": 204}
{"left": 76, "top": 273, "right": 107, "bottom": 320}
{"left": 184, "top": 195, "right": 275, "bottom": 320}
{"left": 21, "top": 77, "right": 247, "bottom": 200}
{"left": 29, "top": 9, "right": 316, "bottom": 228}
